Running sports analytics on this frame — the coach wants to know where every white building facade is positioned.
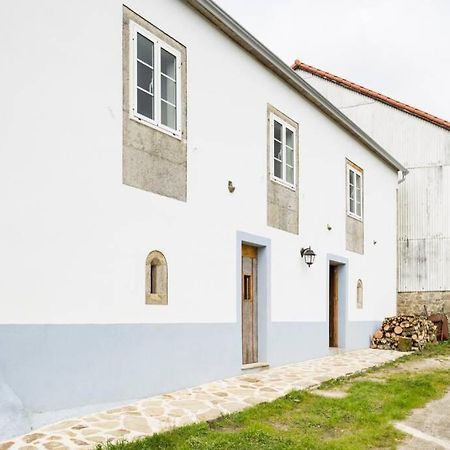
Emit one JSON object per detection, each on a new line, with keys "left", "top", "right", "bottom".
{"left": 0, "top": 0, "right": 403, "bottom": 438}
{"left": 294, "top": 61, "right": 450, "bottom": 316}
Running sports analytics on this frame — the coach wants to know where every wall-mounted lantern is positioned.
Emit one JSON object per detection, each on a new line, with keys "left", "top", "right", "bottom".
{"left": 300, "top": 247, "right": 316, "bottom": 267}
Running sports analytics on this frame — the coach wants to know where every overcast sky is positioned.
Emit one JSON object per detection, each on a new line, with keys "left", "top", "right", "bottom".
{"left": 216, "top": 0, "right": 450, "bottom": 121}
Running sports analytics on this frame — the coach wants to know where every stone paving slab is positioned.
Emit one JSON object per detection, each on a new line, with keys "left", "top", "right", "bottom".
{"left": 0, "top": 349, "right": 403, "bottom": 450}
{"left": 396, "top": 391, "right": 450, "bottom": 450}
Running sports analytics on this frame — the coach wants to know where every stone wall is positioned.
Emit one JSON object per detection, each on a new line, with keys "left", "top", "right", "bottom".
{"left": 397, "top": 291, "right": 450, "bottom": 316}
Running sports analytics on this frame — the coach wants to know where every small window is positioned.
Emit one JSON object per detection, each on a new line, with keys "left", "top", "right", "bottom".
{"left": 347, "top": 163, "right": 363, "bottom": 220}
{"left": 357, "top": 279, "right": 363, "bottom": 309}
{"left": 270, "top": 113, "right": 296, "bottom": 189}
{"left": 130, "top": 22, "right": 181, "bottom": 137}
{"left": 145, "top": 250, "right": 168, "bottom": 305}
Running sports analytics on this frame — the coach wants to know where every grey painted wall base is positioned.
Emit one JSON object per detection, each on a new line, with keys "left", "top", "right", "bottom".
{"left": 268, "top": 322, "right": 329, "bottom": 366}
{"left": 345, "top": 321, "right": 381, "bottom": 350}
{"left": 0, "top": 319, "right": 380, "bottom": 440}
{"left": 0, "top": 324, "right": 240, "bottom": 413}
{"left": 267, "top": 320, "right": 381, "bottom": 365}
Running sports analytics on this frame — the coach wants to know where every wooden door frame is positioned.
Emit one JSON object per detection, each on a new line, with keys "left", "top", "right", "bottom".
{"left": 326, "top": 254, "right": 348, "bottom": 349}
{"left": 329, "top": 265, "right": 339, "bottom": 347}
{"left": 236, "top": 231, "right": 270, "bottom": 368}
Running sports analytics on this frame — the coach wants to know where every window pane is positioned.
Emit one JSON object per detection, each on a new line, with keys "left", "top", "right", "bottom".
{"left": 286, "top": 128, "right": 294, "bottom": 148}
{"left": 161, "top": 75, "right": 176, "bottom": 105}
{"left": 274, "top": 140, "right": 282, "bottom": 160}
{"left": 161, "top": 101, "right": 176, "bottom": 129}
{"left": 286, "top": 166, "right": 294, "bottom": 184}
{"left": 355, "top": 173, "right": 361, "bottom": 189}
{"left": 349, "top": 198, "right": 355, "bottom": 213}
{"left": 286, "top": 147, "right": 294, "bottom": 166}
{"left": 137, "top": 89, "right": 154, "bottom": 119}
{"left": 349, "top": 184, "right": 354, "bottom": 200}
{"left": 274, "top": 160, "right": 282, "bottom": 178}
{"left": 137, "top": 33, "right": 153, "bottom": 66}
{"left": 356, "top": 187, "right": 361, "bottom": 204}
{"left": 161, "top": 48, "right": 176, "bottom": 79}
{"left": 150, "top": 264, "right": 157, "bottom": 294}
{"left": 274, "top": 120, "right": 282, "bottom": 142}
{"left": 137, "top": 62, "right": 153, "bottom": 93}
{"left": 349, "top": 170, "right": 355, "bottom": 185}
{"left": 356, "top": 202, "right": 362, "bottom": 217}
{"left": 244, "top": 275, "right": 251, "bottom": 300}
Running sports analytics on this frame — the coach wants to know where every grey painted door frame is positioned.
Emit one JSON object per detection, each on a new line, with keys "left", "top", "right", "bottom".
{"left": 326, "top": 254, "right": 349, "bottom": 349}
{"left": 236, "top": 231, "right": 271, "bottom": 364}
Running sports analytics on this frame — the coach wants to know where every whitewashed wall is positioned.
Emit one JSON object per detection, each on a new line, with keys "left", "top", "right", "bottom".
{"left": 299, "top": 70, "right": 450, "bottom": 293}
{"left": 0, "top": 0, "right": 398, "bottom": 326}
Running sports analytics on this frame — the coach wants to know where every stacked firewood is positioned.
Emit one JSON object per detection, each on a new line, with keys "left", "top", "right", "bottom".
{"left": 371, "top": 315, "right": 437, "bottom": 351}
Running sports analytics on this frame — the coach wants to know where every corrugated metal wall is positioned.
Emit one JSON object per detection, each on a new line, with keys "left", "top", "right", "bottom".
{"left": 299, "top": 70, "right": 450, "bottom": 292}
{"left": 398, "top": 165, "right": 450, "bottom": 291}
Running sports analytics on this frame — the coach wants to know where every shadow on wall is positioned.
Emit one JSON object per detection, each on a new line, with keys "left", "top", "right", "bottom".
{"left": 0, "top": 376, "right": 30, "bottom": 441}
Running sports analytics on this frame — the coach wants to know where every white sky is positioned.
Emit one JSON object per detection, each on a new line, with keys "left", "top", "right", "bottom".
{"left": 215, "top": 0, "right": 450, "bottom": 121}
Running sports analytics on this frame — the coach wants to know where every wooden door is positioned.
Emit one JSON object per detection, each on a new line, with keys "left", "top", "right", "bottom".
{"left": 329, "top": 265, "right": 339, "bottom": 347}
{"left": 242, "top": 244, "right": 258, "bottom": 365}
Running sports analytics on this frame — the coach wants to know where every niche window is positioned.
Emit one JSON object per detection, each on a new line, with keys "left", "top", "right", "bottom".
{"left": 347, "top": 163, "right": 363, "bottom": 220}
{"left": 356, "top": 279, "right": 363, "bottom": 309}
{"left": 145, "top": 250, "right": 168, "bottom": 305}
{"left": 130, "top": 21, "right": 181, "bottom": 138}
{"left": 270, "top": 112, "right": 296, "bottom": 189}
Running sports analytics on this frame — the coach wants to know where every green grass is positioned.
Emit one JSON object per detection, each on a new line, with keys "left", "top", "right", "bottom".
{"left": 97, "top": 342, "right": 450, "bottom": 450}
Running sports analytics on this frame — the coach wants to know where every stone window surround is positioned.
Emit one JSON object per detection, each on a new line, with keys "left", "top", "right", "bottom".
{"left": 145, "top": 250, "right": 168, "bottom": 305}
{"left": 122, "top": 6, "right": 187, "bottom": 202}
{"left": 345, "top": 158, "right": 364, "bottom": 254}
{"left": 346, "top": 159, "right": 364, "bottom": 222}
{"left": 357, "top": 279, "right": 363, "bottom": 309}
{"left": 266, "top": 104, "right": 299, "bottom": 235}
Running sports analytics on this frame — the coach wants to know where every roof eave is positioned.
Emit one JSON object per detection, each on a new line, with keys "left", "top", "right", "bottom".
{"left": 184, "top": 0, "right": 406, "bottom": 173}
{"left": 293, "top": 60, "right": 450, "bottom": 132}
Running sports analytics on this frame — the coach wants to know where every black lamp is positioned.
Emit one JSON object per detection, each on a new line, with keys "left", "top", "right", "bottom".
{"left": 300, "top": 247, "right": 316, "bottom": 267}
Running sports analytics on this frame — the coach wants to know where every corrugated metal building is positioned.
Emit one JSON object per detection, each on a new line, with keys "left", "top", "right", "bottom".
{"left": 294, "top": 60, "right": 450, "bottom": 314}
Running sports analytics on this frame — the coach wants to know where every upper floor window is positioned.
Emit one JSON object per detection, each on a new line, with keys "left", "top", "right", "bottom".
{"left": 270, "top": 113, "right": 296, "bottom": 189}
{"left": 130, "top": 22, "right": 181, "bottom": 138}
{"left": 347, "top": 162, "right": 363, "bottom": 220}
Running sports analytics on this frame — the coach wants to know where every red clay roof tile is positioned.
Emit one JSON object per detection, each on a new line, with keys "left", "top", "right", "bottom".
{"left": 292, "top": 59, "right": 450, "bottom": 131}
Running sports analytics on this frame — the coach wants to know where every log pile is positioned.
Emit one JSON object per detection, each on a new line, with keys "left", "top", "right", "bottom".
{"left": 371, "top": 315, "right": 437, "bottom": 351}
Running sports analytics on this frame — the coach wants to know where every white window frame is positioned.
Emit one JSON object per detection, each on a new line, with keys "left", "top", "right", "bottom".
{"left": 129, "top": 21, "right": 182, "bottom": 139}
{"left": 347, "top": 163, "right": 363, "bottom": 221}
{"left": 269, "top": 112, "right": 296, "bottom": 190}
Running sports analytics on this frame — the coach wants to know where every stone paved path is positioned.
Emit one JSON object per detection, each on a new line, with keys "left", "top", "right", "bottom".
{"left": 0, "top": 349, "right": 403, "bottom": 450}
